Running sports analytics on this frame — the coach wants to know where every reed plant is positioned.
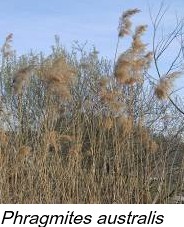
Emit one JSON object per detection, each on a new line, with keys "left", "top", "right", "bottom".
{"left": 0, "top": 8, "right": 183, "bottom": 204}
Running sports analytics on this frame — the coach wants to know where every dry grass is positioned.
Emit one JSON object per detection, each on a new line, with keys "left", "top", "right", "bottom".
{"left": 118, "top": 8, "right": 141, "bottom": 37}
{"left": 1, "top": 33, "right": 14, "bottom": 57}
{"left": 0, "top": 9, "right": 183, "bottom": 204}
{"left": 155, "top": 72, "right": 182, "bottom": 100}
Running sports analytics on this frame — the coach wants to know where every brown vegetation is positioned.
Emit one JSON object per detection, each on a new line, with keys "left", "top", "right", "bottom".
{"left": 0, "top": 8, "right": 184, "bottom": 204}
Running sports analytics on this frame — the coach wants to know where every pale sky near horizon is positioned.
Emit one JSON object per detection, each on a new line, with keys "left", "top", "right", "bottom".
{"left": 0, "top": 0, "right": 183, "bottom": 59}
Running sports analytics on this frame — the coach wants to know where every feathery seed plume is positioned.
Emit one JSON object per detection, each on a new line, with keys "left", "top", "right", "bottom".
{"left": 155, "top": 72, "right": 182, "bottom": 100}
{"left": 132, "top": 25, "right": 147, "bottom": 53}
{"left": 118, "top": 8, "right": 141, "bottom": 37}
{"left": 115, "top": 59, "right": 131, "bottom": 84}
{"left": 12, "top": 66, "right": 33, "bottom": 94}
{"left": 1, "top": 33, "right": 14, "bottom": 57}
{"left": 42, "top": 57, "right": 76, "bottom": 99}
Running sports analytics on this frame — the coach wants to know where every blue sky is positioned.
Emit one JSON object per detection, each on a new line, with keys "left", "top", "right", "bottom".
{"left": 0, "top": 0, "right": 183, "bottom": 59}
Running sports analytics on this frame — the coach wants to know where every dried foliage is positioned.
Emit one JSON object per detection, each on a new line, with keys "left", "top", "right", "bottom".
{"left": 0, "top": 8, "right": 183, "bottom": 204}
{"left": 115, "top": 21, "right": 152, "bottom": 85}
{"left": 40, "top": 57, "right": 76, "bottom": 99}
{"left": 1, "top": 33, "right": 14, "bottom": 57}
{"left": 118, "top": 8, "right": 141, "bottom": 37}
{"left": 155, "top": 72, "right": 182, "bottom": 100}
{"left": 12, "top": 66, "right": 33, "bottom": 94}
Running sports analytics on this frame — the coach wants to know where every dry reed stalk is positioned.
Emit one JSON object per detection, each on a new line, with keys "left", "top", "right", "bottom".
{"left": 83, "top": 99, "right": 93, "bottom": 110}
{"left": 148, "top": 140, "right": 158, "bottom": 153}
{"left": 46, "top": 131, "right": 61, "bottom": 152}
{"left": 69, "top": 143, "right": 82, "bottom": 155}
{"left": 60, "top": 135, "right": 73, "bottom": 142}
{"left": 138, "top": 126, "right": 158, "bottom": 152}
{"left": 155, "top": 72, "right": 182, "bottom": 100}
{"left": 109, "top": 101, "right": 122, "bottom": 112}
{"left": 0, "top": 153, "right": 5, "bottom": 167}
{"left": 48, "top": 131, "right": 58, "bottom": 144}
{"left": 0, "top": 130, "right": 9, "bottom": 146}
{"left": 118, "top": 116, "right": 133, "bottom": 134}
{"left": 17, "top": 145, "right": 31, "bottom": 160}
{"left": 138, "top": 126, "right": 149, "bottom": 140}
{"left": 100, "top": 89, "right": 116, "bottom": 103}
{"left": 103, "top": 116, "right": 114, "bottom": 130}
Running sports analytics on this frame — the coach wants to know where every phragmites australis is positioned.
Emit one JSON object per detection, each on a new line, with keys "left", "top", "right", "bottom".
{"left": 115, "top": 50, "right": 152, "bottom": 85}
{"left": 17, "top": 145, "right": 31, "bottom": 161}
{"left": 1, "top": 33, "right": 14, "bottom": 57}
{"left": 12, "top": 66, "right": 33, "bottom": 94}
{"left": 103, "top": 116, "right": 114, "bottom": 130}
{"left": 115, "top": 52, "right": 134, "bottom": 85}
{"left": 117, "top": 116, "right": 133, "bottom": 134}
{"left": 0, "top": 130, "right": 9, "bottom": 146}
{"left": 115, "top": 24, "right": 153, "bottom": 85}
{"left": 155, "top": 72, "right": 182, "bottom": 100}
{"left": 132, "top": 25, "right": 147, "bottom": 53}
{"left": 41, "top": 56, "right": 76, "bottom": 99}
{"left": 118, "top": 8, "right": 141, "bottom": 37}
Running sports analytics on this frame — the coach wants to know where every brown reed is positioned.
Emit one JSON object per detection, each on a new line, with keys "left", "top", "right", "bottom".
{"left": 0, "top": 130, "right": 8, "bottom": 146}
{"left": 1, "top": 33, "right": 14, "bottom": 57}
{"left": 132, "top": 25, "right": 147, "bottom": 53}
{"left": 155, "top": 72, "right": 182, "bottom": 100}
{"left": 12, "top": 66, "right": 33, "bottom": 94}
{"left": 0, "top": 7, "right": 182, "bottom": 205}
{"left": 17, "top": 145, "right": 31, "bottom": 160}
{"left": 103, "top": 116, "right": 114, "bottom": 130}
{"left": 41, "top": 56, "right": 76, "bottom": 99}
{"left": 118, "top": 9, "right": 141, "bottom": 37}
{"left": 117, "top": 116, "right": 134, "bottom": 134}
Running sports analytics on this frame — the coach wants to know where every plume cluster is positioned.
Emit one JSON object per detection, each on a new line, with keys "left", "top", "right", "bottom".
{"left": 118, "top": 8, "right": 141, "bottom": 37}
{"left": 155, "top": 72, "right": 182, "bottom": 100}
{"left": 99, "top": 86, "right": 122, "bottom": 112}
{"left": 12, "top": 66, "right": 33, "bottom": 94}
{"left": 41, "top": 57, "right": 76, "bottom": 99}
{"left": 132, "top": 25, "right": 147, "bottom": 53}
{"left": 1, "top": 33, "right": 14, "bottom": 57}
{"left": 115, "top": 51, "right": 152, "bottom": 85}
{"left": 0, "top": 8, "right": 182, "bottom": 204}
{"left": 115, "top": 25, "right": 152, "bottom": 85}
